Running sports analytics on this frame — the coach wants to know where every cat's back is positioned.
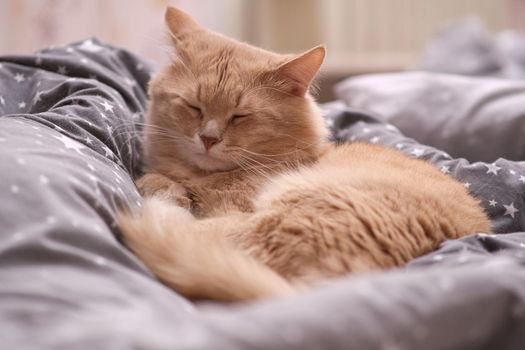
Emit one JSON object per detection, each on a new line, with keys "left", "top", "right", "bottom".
{"left": 255, "top": 142, "right": 491, "bottom": 238}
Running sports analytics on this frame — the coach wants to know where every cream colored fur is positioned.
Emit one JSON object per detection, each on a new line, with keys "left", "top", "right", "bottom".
{"left": 119, "top": 7, "right": 491, "bottom": 303}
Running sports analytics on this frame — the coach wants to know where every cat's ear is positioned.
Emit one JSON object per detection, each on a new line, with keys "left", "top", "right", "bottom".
{"left": 275, "top": 45, "right": 326, "bottom": 97}
{"left": 165, "top": 6, "right": 201, "bottom": 41}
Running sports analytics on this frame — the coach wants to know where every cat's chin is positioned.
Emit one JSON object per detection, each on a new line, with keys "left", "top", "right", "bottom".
{"left": 191, "top": 153, "right": 237, "bottom": 172}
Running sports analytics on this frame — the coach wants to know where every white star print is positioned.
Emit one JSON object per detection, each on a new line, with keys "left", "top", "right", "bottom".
{"left": 485, "top": 163, "right": 501, "bottom": 175}
{"left": 94, "top": 256, "right": 107, "bottom": 266}
{"left": 464, "top": 182, "right": 471, "bottom": 188}
{"left": 57, "top": 66, "right": 68, "bottom": 75}
{"left": 432, "top": 254, "right": 444, "bottom": 261}
{"left": 12, "top": 232, "right": 24, "bottom": 242}
{"left": 18, "top": 102, "right": 26, "bottom": 109}
{"left": 489, "top": 199, "right": 497, "bottom": 207}
{"left": 39, "top": 175, "right": 49, "bottom": 185}
{"left": 510, "top": 170, "right": 517, "bottom": 175}
{"left": 14, "top": 73, "right": 25, "bottom": 83}
{"left": 101, "top": 145, "right": 114, "bottom": 158}
{"left": 81, "top": 58, "right": 89, "bottom": 64}
{"left": 125, "top": 78, "right": 136, "bottom": 86}
{"left": 100, "top": 100, "right": 114, "bottom": 113}
{"left": 385, "top": 125, "right": 398, "bottom": 131}
{"left": 85, "top": 137, "right": 94, "bottom": 145}
{"left": 370, "top": 136, "right": 380, "bottom": 143}
{"left": 440, "top": 166, "right": 450, "bottom": 174}
{"left": 503, "top": 202, "right": 518, "bottom": 218}
{"left": 411, "top": 148, "right": 425, "bottom": 157}
{"left": 66, "top": 47, "right": 74, "bottom": 53}
{"left": 362, "top": 127, "right": 371, "bottom": 134}
{"left": 53, "top": 134, "right": 85, "bottom": 154}
{"left": 87, "top": 174, "right": 98, "bottom": 182}
{"left": 107, "top": 125, "right": 113, "bottom": 134}
{"left": 395, "top": 143, "right": 403, "bottom": 149}
{"left": 32, "top": 91, "right": 42, "bottom": 104}
{"left": 519, "top": 175, "right": 525, "bottom": 184}
{"left": 78, "top": 39, "right": 102, "bottom": 52}
{"left": 87, "top": 163, "right": 95, "bottom": 171}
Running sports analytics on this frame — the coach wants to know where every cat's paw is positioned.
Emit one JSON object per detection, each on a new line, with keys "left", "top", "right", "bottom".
{"left": 136, "top": 173, "right": 191, "bottom": 209}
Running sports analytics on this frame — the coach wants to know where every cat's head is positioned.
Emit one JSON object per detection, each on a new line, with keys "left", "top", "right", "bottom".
{"left": 146, "top": 6, "right": 328, "bottom": 174}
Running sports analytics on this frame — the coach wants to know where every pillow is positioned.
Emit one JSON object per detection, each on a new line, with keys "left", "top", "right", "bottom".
{"left": 335, "top": 71, "right": 525, "bottom": 162}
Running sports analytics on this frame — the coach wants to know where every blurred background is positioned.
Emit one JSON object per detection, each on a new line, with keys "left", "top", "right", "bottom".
{"left": 1, "top": 0, "right": 524, "bottom": 101}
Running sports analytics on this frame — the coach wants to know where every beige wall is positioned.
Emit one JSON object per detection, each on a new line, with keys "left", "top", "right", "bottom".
{"left": 0, "top": 0, "right": 520, "bottom": 72}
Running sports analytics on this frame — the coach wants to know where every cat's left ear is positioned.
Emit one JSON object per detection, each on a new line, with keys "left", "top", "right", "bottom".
{"left": 165, "top": 6, "right": 201, "bottom": 41}
{"left": 275, "top": 45, "right": 326, "bottom": 97}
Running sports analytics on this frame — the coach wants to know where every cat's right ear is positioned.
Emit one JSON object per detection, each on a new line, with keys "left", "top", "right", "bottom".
{"left": 274, "top": 45, "right": 326, "bottom": 97}
{"left": 165, "top": 6, "right": 201, "bottom": 42}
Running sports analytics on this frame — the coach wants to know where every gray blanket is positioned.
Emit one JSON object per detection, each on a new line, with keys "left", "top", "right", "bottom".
{"left": 1, "top": 39, "right": 525, "bottom": 350}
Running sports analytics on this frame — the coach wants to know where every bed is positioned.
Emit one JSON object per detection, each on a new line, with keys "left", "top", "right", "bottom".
{"left": 1, "top": 38, "right": 525, "bottom": 350}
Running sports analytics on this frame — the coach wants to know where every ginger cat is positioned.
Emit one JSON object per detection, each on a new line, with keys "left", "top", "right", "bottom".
{"left": 119, "top": 6, "right": 491, "bottom": 302}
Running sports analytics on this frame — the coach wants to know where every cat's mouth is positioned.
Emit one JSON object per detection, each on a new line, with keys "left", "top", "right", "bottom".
{"left": 192, "top": 151, "right": 237, "bottom": 172}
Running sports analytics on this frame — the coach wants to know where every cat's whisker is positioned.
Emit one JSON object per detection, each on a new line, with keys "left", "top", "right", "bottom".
{"left": 235, "top": 155, "right": 275, "bottom": 183}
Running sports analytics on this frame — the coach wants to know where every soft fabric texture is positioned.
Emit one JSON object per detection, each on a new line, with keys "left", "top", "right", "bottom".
{"left": 335, "top": 72, "right": 525, "bottom": 162}
{"left": 1, "top": 40, "right": 525, "bottom": 349}
{"left": 416, "top": 18, "right": 525, "bottom": 79}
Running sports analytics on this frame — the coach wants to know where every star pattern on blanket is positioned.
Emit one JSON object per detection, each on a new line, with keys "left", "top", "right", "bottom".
{"left": 504, "top": 202, "right": 518, "bottom": 218}
{"left": 100, "top": 100, "right": 114, "bottom": 113}
{"left": 410, "top": 148, "right": 425, "bottom": 157}
{"left": 78, "top": 39, "right": 103, "bottom": 52}
{"left": 485, "top": 163, "right": 501, "bottom": 175}
{"left": 57, "top": 66, "right": 68, "bottom": 75}
{"left": 53, "top": 134, "right": 85, "bottom": 154}
{"left": 333, "top": 115, "right": 524, "bottom": 232}
{"left": 14, "top": 73, "right": 25, "bottom": 83}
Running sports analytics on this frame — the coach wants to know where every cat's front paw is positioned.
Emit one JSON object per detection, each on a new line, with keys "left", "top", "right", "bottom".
{"left": 136, "top": 173, "right": 191, "bottom": 209}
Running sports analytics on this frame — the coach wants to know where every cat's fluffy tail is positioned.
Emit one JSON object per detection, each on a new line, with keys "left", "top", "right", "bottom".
{"left": 119, "top": 198, "right": 294, "bottom": 302}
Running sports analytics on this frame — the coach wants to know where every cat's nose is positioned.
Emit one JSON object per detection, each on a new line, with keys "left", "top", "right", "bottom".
{"left": 200, "top": 134, "right": 220, "bottom": 150}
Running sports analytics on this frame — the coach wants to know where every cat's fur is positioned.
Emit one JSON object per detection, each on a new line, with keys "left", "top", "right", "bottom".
{"left": 119, "top": 6, "right": 491, "bottom": 302}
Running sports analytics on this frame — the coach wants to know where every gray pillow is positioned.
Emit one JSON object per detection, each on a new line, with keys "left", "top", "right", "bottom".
{"left": 335, "top": 71, "right": 525, "bottom": 162}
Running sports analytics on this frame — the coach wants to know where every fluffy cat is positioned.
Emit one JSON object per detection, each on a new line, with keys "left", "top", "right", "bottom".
{"left": 119, "top": 6, "right": 491, "bottom": 302}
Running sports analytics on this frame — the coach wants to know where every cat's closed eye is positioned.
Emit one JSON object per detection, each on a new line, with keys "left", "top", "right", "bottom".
{"left": 230, "top": 114, "right": 250, "bottom": 124}
{"left": 185, "top": 103, "right": 202, "bottom": 118}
